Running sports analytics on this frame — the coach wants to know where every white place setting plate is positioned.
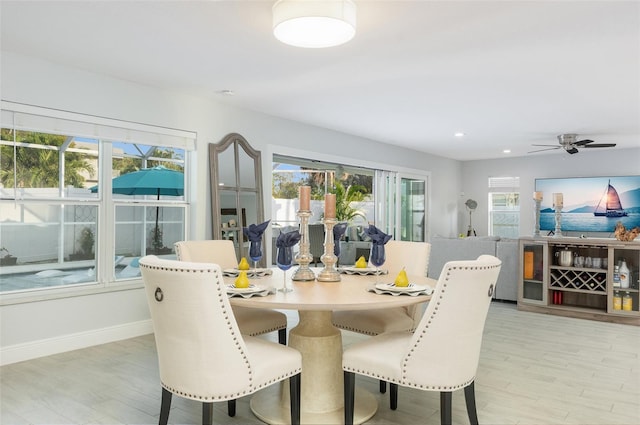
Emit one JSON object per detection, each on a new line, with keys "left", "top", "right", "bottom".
{"left": 223, "top": 268, "right": 273, "bottom": 278}
{"left": 226, "top": 284, "right": 275, "bottom": 298}
{"left": 374, "top": 282, "right": 432, "bottom": 294}
{"left": 338, "top": 267, "right": 388, "bottom": 276}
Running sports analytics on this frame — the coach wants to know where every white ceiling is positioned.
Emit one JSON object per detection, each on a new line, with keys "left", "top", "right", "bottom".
{"left": 1, "top": 1, "right": 639, "bottom": 161}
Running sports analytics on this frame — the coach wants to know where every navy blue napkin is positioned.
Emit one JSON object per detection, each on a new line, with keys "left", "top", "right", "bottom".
{"left": 276, "top": 229, "right": 301, "bottom": 248}
{"left": 333, "top": 222, "right": 348, "bottom": 256}
{"left": 243, "top": 220, "right": 270, "bottom": 242}
{"left": 276, "top": 230, "right": 301, "bottom": 267}
{"left": 243, "top": 220, "right": 270, "bottom": 259}
{"left": 364, "top": 224, "right": 392, "bottom": 245}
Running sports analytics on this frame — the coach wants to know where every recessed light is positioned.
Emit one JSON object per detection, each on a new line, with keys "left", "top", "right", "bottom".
{"left": 503, "top": 149, "right": 511, "bottom": 154}
{"left": 454, "top": 132, "right": 465, "bottom": 138}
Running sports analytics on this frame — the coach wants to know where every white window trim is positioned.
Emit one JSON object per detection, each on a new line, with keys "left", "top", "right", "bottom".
{"left": 0, "top": 102, "right": 195, "bottom": 303}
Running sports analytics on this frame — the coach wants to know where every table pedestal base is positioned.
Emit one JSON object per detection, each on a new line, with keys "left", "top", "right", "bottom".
{"left": 249, "top": 310, "right": 377, "bottom": 424}
{"left": 250, "top": 385, "right": 376, "bottom": 425}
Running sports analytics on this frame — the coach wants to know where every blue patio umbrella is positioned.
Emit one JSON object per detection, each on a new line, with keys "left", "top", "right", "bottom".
{"left": 90, "top": 165, "right": 184, "bottom": 244}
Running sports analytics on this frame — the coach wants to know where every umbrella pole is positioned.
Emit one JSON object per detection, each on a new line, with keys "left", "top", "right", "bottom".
{"left": 154, "top": 190, "right": 160, "bottom": 251}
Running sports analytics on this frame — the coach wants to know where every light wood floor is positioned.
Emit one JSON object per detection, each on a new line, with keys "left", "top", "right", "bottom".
{"left": 1, "top": 302, "right": 639, "bottom": 425}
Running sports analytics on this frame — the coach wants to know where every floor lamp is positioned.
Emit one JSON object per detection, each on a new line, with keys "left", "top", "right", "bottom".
{"left": 465, "top": 199, "right": 477, "bottom": 237}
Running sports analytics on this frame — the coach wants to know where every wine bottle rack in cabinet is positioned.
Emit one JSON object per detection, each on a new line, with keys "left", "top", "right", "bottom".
{"left": 549, "top": 267, "right": 607, "bottom": 293}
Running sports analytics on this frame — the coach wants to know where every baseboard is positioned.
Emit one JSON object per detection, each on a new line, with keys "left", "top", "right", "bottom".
{"left": 0, "top": 319, "right": 153, "bottom": 366}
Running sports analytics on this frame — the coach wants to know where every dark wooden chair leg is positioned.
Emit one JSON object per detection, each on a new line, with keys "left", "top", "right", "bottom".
{"left": 440, "top": 391, "right": 452, "bottom": 425}
{"left": 390, "top": 383, "right": 398, "bottom": 410}
{"left": 227, "top": 399, "right": 236, "bottom": 417}
{"left": 202, "top": 402, "right": 213, "bottom": 425}
{"left": 379, "top": 380, "right": 387, "bottom": 393}
{"left": 464, "top": 381, "right": 479, "bottom": 425}
{"left": 278, "top": 328, "right": 287, "bottom": 345}
{"left": 344, "top": 371, "right": 356, "bottom": 425}
{"left": 289, "top": 373, "right": 301, "bottom": 425}
{"left": 159, "top": 387, "right": 172, "bottom": 425}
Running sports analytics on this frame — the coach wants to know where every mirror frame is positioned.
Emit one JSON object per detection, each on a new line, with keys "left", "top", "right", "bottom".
{"left": 209, "top": 133, "right": 265, "bottom": 263}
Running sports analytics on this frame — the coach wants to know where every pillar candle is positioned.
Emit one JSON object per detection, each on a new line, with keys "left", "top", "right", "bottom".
{"left": 553, "top": 193, "right": 563, "bottom": 207}
{"left": 299, "top": 185, "right": 311, "bottom": 210}
{"left": 324, "top": 193, "right": 336, "bottom": 219}
{"left": 534, "top": 191, "right": 543, "bottom": 202}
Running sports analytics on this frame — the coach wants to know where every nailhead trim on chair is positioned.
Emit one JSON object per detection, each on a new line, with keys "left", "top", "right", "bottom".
{"left": 174, "top": 243, "right": 287, "bottom": 337}
{"left": 343, "top": 263, "right": 500, "bottom": 392}
{"left": 142, "top": 261, "right": 302, "bottom": 401}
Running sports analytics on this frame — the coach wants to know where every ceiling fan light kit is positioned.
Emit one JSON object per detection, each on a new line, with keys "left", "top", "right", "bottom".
{"left": 529, "top": 133, "right": 617, "bottom": 155}
{"left": 272, "top": 0, "right": 356, "bottom": 48}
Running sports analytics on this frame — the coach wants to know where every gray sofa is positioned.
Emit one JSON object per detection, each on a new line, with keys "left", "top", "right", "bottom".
{"left": 428, "top": 236, "right": 518, "bottom": 301}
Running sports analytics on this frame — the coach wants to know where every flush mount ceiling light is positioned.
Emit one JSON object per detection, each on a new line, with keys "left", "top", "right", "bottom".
{"left": 273, "top": 0, "right": 356, "bottom": 48}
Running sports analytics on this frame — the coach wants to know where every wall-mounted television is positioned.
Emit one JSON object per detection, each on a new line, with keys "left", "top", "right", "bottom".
{"left": 535, "top": 176, "right": 640, "bottom": 233}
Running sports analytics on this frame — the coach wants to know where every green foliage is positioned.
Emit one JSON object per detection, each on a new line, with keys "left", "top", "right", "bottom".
{"left": 331, "top": 181, "right": 367, "bottom": 222}
{"left": 113, "top": 147, "right": 183, "bottom": 175}
{"left": 78, "top": 227, "right": 95, "bottom": 255}
{"left": 0, "top": 129, "right": 94, "bottom": 188}
{"left": 272, "top": 173, "right": 300, "bottom": 199}
{"left": 151, "top": 227, "right": 164, "bottom": 251}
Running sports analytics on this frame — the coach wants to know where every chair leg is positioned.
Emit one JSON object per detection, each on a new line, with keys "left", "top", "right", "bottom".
{"left": 344, "top": 371, "right": 356, "bottom": 425}
{"left": 390, "top": 383, "right": 398, "bottom": 410}
{"left": 464, "top": 381, "right": 479, "bottom": 425}
{"left": 289, "top": 373, "right": 301, "bottom": 425}
{"left": 227, "top": 399, "right": 236, "bottom": 417}
{"left": 440, "top": 391, "right": 452, "bottom": 425}
{"left": 202, "top": 402, "right": 213, "bottom": 425}
{"left": 379, "top": 380, "right": 387, "bottom": 393}
{"left": 159, "top": 387, "right": 172, "bottom": 425}
{"left": 278, "top": 328, "right": 287, "bottom": 345}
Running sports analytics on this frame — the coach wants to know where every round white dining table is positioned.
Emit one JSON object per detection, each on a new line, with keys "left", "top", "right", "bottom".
{"left": 227, "top": 267, "right": 435, "bottom": 425}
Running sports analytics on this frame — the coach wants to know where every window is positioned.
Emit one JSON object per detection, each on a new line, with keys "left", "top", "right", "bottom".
{"left": 0, "top": 102, "right": 195, "bottom": 294}
{"left": 488, "top": 176, "right": 520, "bottom": 238}
{"left": 272, "top": 155, "right": 374, "bottom": 228}
{"left": 271, "top": 154, "right": 429, "bottom": 266}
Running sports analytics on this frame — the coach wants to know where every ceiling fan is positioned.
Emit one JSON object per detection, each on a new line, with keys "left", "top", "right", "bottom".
{"left": 529, "top": 133, "right": 616, "bottom": 155}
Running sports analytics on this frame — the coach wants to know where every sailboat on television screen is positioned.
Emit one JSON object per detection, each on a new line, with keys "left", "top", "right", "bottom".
{"left": 594, "top": 180, "right": 628, "bottom": 217}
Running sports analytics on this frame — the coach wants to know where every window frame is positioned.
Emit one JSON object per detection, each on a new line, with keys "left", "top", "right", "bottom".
{"left": 487, "top": 176, "right": 520, "bottom": 238}
{"left": 0, "top": 102, "right": 195, "bottom": 301}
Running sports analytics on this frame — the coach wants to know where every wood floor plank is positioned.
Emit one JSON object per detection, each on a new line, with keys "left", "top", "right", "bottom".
{"left": 1, "top": 302, "right": 639, "bottom": 424}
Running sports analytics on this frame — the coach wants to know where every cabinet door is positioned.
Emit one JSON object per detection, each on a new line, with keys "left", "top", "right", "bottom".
{"left": 519, "top": 240, "right": 547, "bottom": 305}
{"left": 610, "top": 244, "right": 640, "bottom": 315}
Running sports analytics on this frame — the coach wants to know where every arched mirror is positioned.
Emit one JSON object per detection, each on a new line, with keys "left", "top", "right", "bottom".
{"left": 209, "top": 133, "right": 265, "bottom": 263}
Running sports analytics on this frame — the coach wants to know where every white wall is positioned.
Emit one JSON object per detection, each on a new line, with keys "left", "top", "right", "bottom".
{"left": 0, "top": 52, "right": 461, "bottom": 363}
{"left": 461, "top": 148, "right": 640, "bottom": 237}
{"left": 5, "top": 51, "right": 633, "bottom": 364}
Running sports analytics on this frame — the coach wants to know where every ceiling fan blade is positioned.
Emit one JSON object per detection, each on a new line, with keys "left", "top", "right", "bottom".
{"left": 531, "top": 144, "right": 560, "bottom": 147}
{"left": 574, "top": 139, "right": 594, "bottom": 146}
{"left": 583, "top": 143, "right": 617, "bottom": 148}
{"left": 566, "top": 147, "right": 579, "bottom": 154}
{"left": 528, "top": 147, "right": 561, "bottom": 153}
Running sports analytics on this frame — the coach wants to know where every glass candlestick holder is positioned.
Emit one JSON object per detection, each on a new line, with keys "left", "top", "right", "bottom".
{"left": 292, "top": 210, "right": 316, "bottom": 281}
{"left": 553, "top": 206, "right": 563, "bottom": 238}
{"left": 317, "top": 218, "right": 341, "bottom": 282}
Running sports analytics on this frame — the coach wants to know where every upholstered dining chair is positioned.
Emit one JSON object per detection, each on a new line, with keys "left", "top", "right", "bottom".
{"left": 140, "top": 256, "right": 302, "bottom": 425}
{"left": 174, "top": 240, "right": 288, "bottom": 345}
{"left": 332, "top": 240, "right": 431, "bottom": 393}
{"left": 342, "top": 255, "right": 502, "bottom": 425}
